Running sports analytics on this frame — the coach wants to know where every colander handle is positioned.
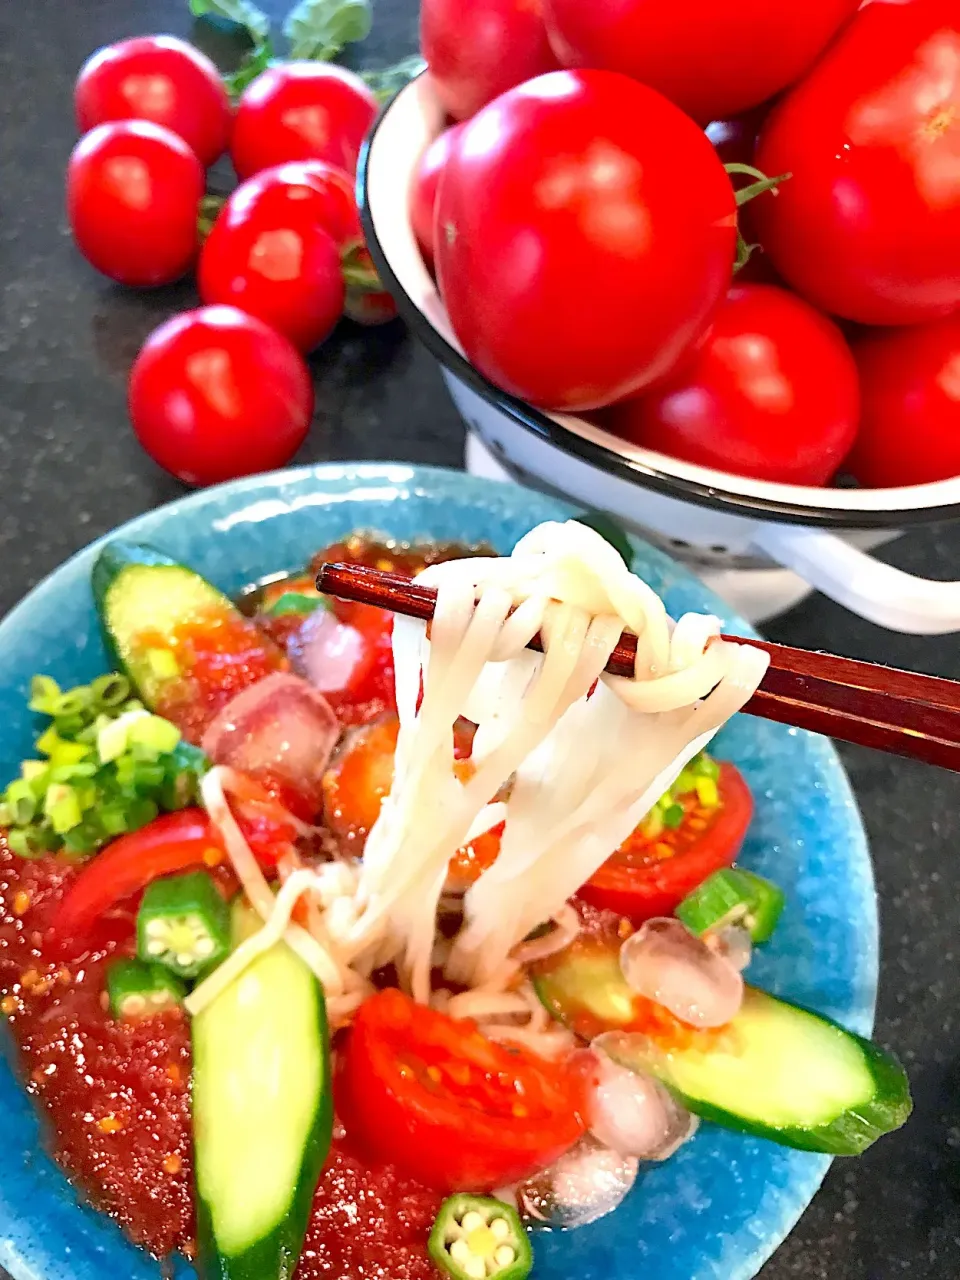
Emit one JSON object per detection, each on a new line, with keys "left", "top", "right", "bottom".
{"left": 753, "top": 524, "right": 960, "bottom": 635}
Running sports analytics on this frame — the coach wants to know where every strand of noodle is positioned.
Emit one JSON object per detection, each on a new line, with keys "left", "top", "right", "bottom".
{"left": 444, "top": 990, "right": 533, "bottom": 1020}
{"left": 485, "top": 1025, "right": 577, "bottom": 1058}
{"left": 509, "top": 906, "right": 580, "bottom": 964}
{"left": 185, "top": 870, "right": 332, "bottom": 1016}
{"left": 201, "top": 767, "right": 348, "bottom": 992}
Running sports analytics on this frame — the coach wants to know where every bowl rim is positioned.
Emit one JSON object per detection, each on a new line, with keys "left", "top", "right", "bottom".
{"left": 357, "top": 73, "right": 960, "bottom": 532}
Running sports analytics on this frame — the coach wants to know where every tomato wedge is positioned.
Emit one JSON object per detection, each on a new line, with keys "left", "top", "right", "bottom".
{"left": 579, "top": 763, "right": 753, "bottom": 921}
{"left": 337, "top": 988, "right": 584, "bottom": 1190}
{"left": 51, "top": 809, "right": 222, "bottom": 948}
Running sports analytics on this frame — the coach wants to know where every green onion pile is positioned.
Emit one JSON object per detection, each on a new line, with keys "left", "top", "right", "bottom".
{"left": 0, "top": 673, "right": 208, "bottom": 858}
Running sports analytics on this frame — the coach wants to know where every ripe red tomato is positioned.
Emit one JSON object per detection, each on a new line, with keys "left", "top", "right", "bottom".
{"left": 74, "top": 35, "right": 232, "bottom": 168}
{"left": 542, "top": 0, "right": 860, "bottom": 123}
{"left": 67, "top": 121, "right": 204, "bottom": 286}
{"left": 610, "top": 284, "right": 860, "bottom": 486}
{"left": 410, "top": 125, "right": 462, "bottom": 270}
{"left": 846, "top": 316, "right": 960, "bottom": 488}
{"left": 579, "top": 763, "right": 753, "bottom": 920}
{"left": 230, "top": 63, "right": 378, "bottom": 181}
{"left": 421, "top": 0, "right": 558, "bottom": 120}
{"left": 753, "top": 0, "right": 960, "bottom": 325}
{"left": 338, "top": 989, "right": 584, "bottom": 1190}
{"left": 128, "top": 306, "right": 314, "bottom": 486}
{"left": 198, "top": 170, "right": 346, "bottom": 352}
{"left": 435, "top": 70, "right": 737, "bottom": 412}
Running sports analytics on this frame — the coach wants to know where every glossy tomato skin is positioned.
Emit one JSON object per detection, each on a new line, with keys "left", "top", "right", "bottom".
{"left": 410, "top": 125, "right": 462, "bottom": 270}
{"left": 435, "top": 70, "right": 737, "bottom": 412}
{"left": 67, "top": 121, "right": 204, "bottom": 286}
{"left": 198, "top": 170, "right": 345, "bottom": 352}
{"left": 611, "top": 284, "right": 860, "bottom": 485}
{"left": 338, "top": 989, "right": 584, "bottom": 1190}
{"left": 421, "top": 0, "right": 558, "bottom": 120}
{"left": 230, "top": 63, "right": 377, "bottom": 180}
{"left": 846, "top": 315, "right": 960, "bottom": 487}
{"left": 128, "top": 306, "right": 314, "bottom": 486}
{"left": 579, "top": 763, "right": 754, "bottom": 921}
{"left": 753, "top": 0, "right": 960, "bottom": 325}
{"left": 542, "top": 0, "right": 860, "bottom": 123}
{"left": 74, "top": 35, "right": 232, "bottom": 167}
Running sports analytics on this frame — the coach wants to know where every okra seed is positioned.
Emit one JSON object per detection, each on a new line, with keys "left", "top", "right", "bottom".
{"left": 494, "top": 1246, "right": 515, "bottom": 1266}
{"left": 460, "top": 1211, "right": 485, "bottom": 1233}
{"left": 449, "top": 1240, "right": 471, "bottom": 1263}
{"left": 146, "top": 940, "right": 165, "bottom": 956}
{"left": 194, "top": 937, "right": 215, "bottom": 958}
{"left": 489, "top": 1218, "right": 510, "bottom": 1240}
{"left": 463, "top": 1259, "right": 485, "bottom": 1280}
{"left": 146, "top": 920, "right": 167, "bottom": 938}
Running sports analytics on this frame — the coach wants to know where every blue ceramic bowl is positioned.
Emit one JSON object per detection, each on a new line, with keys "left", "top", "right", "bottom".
{"left": 0, "top": 464, "right": 876, "bottom": 1280}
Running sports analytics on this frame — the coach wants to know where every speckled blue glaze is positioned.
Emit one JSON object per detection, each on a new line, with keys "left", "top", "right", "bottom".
{"left": 0, "top": 464, "right": 876, "bottom": 1280}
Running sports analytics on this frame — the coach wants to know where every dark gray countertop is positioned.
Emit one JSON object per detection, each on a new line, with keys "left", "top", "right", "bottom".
{"left": 2, "top": 1, "right": 959, "bottom": 1276}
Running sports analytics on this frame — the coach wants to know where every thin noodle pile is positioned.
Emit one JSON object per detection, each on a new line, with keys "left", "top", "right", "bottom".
{"left": 189, "top": 520, "right": 768, "bottom": 1051}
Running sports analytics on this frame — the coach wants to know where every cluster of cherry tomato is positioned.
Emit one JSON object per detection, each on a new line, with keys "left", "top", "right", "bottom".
{"left": 412, "top": 0, "right": 960, "bottom": 490}
{"left": 67, "top": 35, "right": 395, "bottom": 486}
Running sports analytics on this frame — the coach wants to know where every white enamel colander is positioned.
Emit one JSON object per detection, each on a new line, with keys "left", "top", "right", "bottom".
{"left": 358, "top": 72, "right": 960, "bottom": 632}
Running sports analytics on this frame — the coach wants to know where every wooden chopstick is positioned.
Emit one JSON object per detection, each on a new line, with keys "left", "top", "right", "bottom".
{"left": 316, "top": 561, "right": 960, "bottom": 773}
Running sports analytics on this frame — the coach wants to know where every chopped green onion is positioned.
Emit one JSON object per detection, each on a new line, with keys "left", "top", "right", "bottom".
{"left": 674, "top": 768, "right": 697, "bottom": 796}
{"left": 5, "top": 779, "right": 38, "bottom": 825}
{"left": 54, "top": 713, "right": 86, "bottom": 738}
{"left": 49, "top": 762, "right": 99, "bottom": 784}
{"left": 662, "top": 803, "right": 685, "bottom": 829}
{"left": 695, "top": 753, "right": 720, "bottom": 781}
{"left": 129, "top": 714, "right": 182, "bottom": 757}
{"left": 7, "top": 829, "right": 37, "bottom": 858}
{"left": 21, "top": 760, "right": 47, "bottom": 783}
{"left": 127, "top": 797, "right": 160, "bottom": 831}
{"left": 267, "top": 591, "right": 323, "bottom": 617}
{"left": 146, "top": 647, "right": 181, "bottom": 680}
{"left": 52, "top": 688, "right": 93, "bottom": 718}
{"left": 62, "top": 821, "right": 102, "bottom": 856}
{"left": 44, "top": 784, "right": 82, "bottom": 834}
{"left": 695, "top": 776, "right": 720, "bottom": 808}
{"left": 28, "top": 675, "right": 61, "bottom": 713}
{"left": 99, "top": 805, "right": 130, "bottom": 836}
{"left": 91, "top": 673, "right": 131, "bottom": 708}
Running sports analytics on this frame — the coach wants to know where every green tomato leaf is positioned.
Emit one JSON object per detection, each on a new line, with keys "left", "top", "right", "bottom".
{"left": 283, "top": 0, "right": 372, "bottom": 61}
{"left": 223, "top": 38, "right": 275, "bottom": 97}
{"left": 361, "top": 55, "right": 426, "bottom": 104}
{"left": 188, "top": 0, "right": 271, "bottom": 46}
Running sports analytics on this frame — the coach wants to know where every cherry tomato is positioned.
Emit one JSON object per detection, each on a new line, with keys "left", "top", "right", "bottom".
{"left": 74, "top": 35, "right": 232, "bottom": 167}
{"left": 421, "top": 0, "right": 558, "bottom": 120}
{"left": 542, "top": 0, "right": 860, "bottom": 123}
{"left": 845, "top": 315, "right": 960, "bottom": 488}
{"left": 410, "top": 125, "right": 462, "bottom": 270}
{"left": 436, "top": 70, "right": 737, "bottom": 412}
{"left": 611, "top": 284, "right": 860, "bottom": 486}
{"left": 338, "top": 988, "right": 585, "bottom": 1190}
{"left": 753, "top": 0, "right": 960, "bottom": 325}
{"left": 128, "top": 305, "right": 314, "bottom": 486}
{"left": 230, "top": 63, "right": 378, "bottom": 181}
{"left": 323, "top": 717, "right": 399, "bottom": 847}
{"left": 67, "top": 121, "right": 204, "bottom": 286}
{"left": 198, "top": 172, "right": 345, "bottom": 352}
{"left": 578, "top": 763, "right": 754, "bottom": 921}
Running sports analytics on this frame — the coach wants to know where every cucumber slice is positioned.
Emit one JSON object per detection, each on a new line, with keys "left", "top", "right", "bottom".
{"left": 532, "top": 928, "right": 911, "bottom": 1155}
{"left": 93, "top": 542, "right": 240, "bottom": 711}
{"left": 192, "top": 901, "right": 332, "bottom": 1280}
